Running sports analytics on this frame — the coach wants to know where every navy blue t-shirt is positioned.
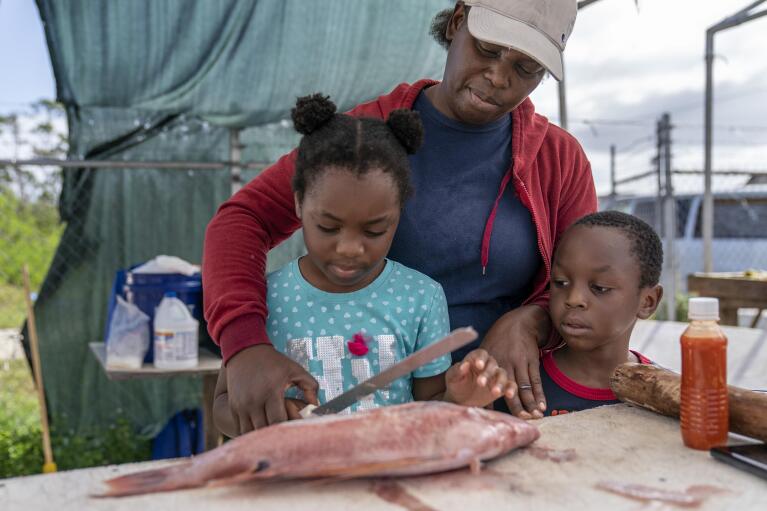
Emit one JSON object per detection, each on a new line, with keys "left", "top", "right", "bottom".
{"left": 387, "top": 91, "right": 540, "bottom": 360}
{"left": 495, "top": 350, "right": 653, "bottom": 416}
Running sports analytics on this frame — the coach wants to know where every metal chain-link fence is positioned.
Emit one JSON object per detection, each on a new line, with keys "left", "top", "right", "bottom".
{"left": 0, "top": 101, "right": 307, "bottom": 340}
{"left": 603, "top": 156, "right": 767, "bottom": 322}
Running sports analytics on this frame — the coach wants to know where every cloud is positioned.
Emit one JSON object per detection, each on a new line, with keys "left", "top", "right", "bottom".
{"left": 527, "top": 0, "right": 767, "bottom": 194}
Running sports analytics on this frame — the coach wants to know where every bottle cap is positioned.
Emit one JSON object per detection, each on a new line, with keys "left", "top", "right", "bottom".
{"left": 164, "top": 291, "right": 177, "bottom": 298}
{"left": 688, "top": 297, "right": 719, "bottom": 321}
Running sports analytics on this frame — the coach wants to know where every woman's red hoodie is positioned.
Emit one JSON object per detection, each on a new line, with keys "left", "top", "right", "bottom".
{"left": 203, "top": 80, "right": 597, "bottom": 362}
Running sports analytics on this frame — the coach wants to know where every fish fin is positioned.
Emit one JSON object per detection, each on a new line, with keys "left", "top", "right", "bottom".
{"left": 98, "top": 462, "right": 196, "bottom": 498}
{"left": 100, "top": 457, "right": 262, "bottom": 497}
{"left": 469, "top": 458, "right": 483, "bottom": 475}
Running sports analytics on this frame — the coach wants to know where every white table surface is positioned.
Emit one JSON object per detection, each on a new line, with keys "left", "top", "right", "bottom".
{"left": 2, "top": 404, "right": 765, "bottom": 511}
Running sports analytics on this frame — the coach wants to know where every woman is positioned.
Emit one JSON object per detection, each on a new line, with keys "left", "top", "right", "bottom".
{"left": 203, "top": 0, "right": 596, "bottom": 431}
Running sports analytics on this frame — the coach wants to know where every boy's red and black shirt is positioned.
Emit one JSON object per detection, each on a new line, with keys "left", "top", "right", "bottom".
{"left": 539, "top": 350, "right": 652, "bottom": 417}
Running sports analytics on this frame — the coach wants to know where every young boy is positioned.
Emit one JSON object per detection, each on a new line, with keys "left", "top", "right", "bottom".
{"left": 502, "top": 211, "right": 663, "bottom": 417}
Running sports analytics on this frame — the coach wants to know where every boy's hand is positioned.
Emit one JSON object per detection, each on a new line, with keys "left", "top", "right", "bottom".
{"left": 444, "top": 349, "right": 515, "bottom": 408}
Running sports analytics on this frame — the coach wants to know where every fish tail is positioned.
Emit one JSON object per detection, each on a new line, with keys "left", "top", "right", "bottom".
{"left": 99, "top": 462, "right": 199, "bottom": 497}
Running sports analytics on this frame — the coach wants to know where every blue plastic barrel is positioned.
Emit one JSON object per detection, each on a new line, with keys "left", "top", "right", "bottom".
{"left": 104, "top": 267, "right": 202, "bottom": 363}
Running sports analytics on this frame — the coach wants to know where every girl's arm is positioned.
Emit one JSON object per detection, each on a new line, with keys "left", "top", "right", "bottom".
{"left": 412, "top": 373, "right": 447, "bottom": 401}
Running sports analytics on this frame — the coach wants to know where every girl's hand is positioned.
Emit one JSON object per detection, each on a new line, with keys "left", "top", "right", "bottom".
{"left": 444, "top": 349, "right": 515, "bottom": 408}
{"left": 285, "top": 398, "right": 312, "bottom": 420}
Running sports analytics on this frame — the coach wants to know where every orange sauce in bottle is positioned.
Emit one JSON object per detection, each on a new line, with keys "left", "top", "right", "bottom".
{"left": 680, "top": 303, "right": 728, "bottom": 450}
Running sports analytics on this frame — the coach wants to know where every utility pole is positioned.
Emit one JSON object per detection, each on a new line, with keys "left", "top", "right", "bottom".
{"left": 560, "top": 1, "right": 638, "bottom": 130}
{"left": 558, "top": 0, "right": 605, "bottom": 130}
{"left": 658, "top": 113, "right": 676, "bottom": 321}
{"left": 703, "top": 0, "right": 767, "bottom": 272}
{"left": 654, "top": 122, "right": 663, "bottom": 237}
{"left": 562, "top": 0, "right": 607, "bottom": 130}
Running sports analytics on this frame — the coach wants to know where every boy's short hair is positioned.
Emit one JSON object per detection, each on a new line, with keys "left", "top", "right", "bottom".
{"left": 572, "top": 211, "right": 663, "bottom": 288}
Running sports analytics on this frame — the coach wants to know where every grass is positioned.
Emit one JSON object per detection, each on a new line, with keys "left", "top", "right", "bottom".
{"left": 0, "top": 359, "right": 152, "bottom": 479}
{"left": 653, "top": 293, "right": 690, "bottom": 322}
{"left": 0, "top": 283, "right": 25, "bottom": 329}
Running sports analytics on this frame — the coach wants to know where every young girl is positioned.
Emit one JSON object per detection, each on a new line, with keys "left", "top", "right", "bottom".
{"left": 499, "top": 211, "right": 663, "bottom": 418}
{"left": 214, "top": 94, "right": 514, "bottom": 436}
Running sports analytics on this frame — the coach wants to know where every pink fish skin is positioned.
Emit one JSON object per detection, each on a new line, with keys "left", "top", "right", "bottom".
{"left": 102, "top": 401, "right": 539, "bottom": 497}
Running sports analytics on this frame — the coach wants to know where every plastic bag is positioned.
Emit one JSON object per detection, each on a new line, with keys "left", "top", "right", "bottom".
{"left": 132, "top": 255, "right": 200, "bottom": 276}
{"left": 106, "top": 296, "right": 151, "bottom": 369}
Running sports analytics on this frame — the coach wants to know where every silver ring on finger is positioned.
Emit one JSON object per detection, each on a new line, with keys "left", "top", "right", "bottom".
{"left": 518, "top": 384, "right": 533, "bottom": 391}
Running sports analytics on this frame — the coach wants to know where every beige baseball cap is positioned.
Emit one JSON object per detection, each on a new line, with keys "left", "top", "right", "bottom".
{"left": 463, "top": 0, "right": 577, "bottom": 81}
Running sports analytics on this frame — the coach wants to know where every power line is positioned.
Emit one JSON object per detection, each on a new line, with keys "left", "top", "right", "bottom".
{"left": 669, "top": 86, "right": 767, "bottom": 114}
{"left": 618, "top": 135, "right": 655, "bottom": 154}
{"left": 675, "top": 122, "right": 767, "bottom": 132}
{"left": 570, "top": 117, "right": 651, "bottom": 127}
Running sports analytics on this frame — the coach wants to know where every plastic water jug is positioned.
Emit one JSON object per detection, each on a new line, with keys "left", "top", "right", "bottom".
{"left": 153, "top": 291, "right": 199, "bottom": 369}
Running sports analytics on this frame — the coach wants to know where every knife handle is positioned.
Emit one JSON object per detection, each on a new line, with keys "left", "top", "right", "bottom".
{"left": 299, "top": 404, "right": 318, "bottom": 419}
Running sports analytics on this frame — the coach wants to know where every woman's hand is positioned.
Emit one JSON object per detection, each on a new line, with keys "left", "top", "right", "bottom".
{"left": 481, "top": 305, "right": 551, "bottom": 419}
{"left": 225, "top": 344, "right": 319, "bottom": 433}
{"left": 444, "top": 349, "right": 514, "bottom": 408}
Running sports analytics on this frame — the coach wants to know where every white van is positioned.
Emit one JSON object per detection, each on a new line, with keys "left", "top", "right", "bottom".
{"left": 600, "top": 190, "right": 767, "bottom": 292}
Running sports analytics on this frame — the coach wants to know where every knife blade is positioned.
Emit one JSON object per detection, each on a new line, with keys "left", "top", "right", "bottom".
{"left": 299, "top": 326, "right": 477, "bottom": 418}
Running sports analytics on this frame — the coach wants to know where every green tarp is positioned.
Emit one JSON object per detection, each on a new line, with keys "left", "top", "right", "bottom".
{"left": 33, "top": 0, "right": 449, "bottom": 436}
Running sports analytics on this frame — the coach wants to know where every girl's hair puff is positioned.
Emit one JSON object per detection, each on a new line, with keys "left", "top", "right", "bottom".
{"left": 291, "top": 94, "right": 423, "bottom": 206}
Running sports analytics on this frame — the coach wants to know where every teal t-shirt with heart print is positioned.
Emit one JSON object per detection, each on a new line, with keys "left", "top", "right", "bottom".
{"left": 266, "top": 258, "right": 451, "bottom": 413}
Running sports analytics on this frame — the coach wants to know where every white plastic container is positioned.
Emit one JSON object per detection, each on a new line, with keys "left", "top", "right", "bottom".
{"left": 153, "top": 291, "right": 199, "bottom": 369}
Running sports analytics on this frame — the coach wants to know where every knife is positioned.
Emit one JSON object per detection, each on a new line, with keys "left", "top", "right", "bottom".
{"left": 299, "top": 326, "right": 477, "bottom": 418}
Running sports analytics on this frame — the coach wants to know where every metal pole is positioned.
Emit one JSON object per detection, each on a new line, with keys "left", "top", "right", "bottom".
{"left": 662, "top": 113, "right": 676, "bottom": 321}
{"left": 655, "top": 119, "right": 663, "bottom": 236}
{"left": 609, "top": 144, "right": 616, "bottom": 197}
{"left": 703, "top": 0, "right": 767, "bottom": 273}
{"left": 0, "top": 158, "right": 268, "bottom": 170}
{"left": 558, "top": 72, "right": 568, "bottom": 131}
{"left": 703, "top": 30, "right": 715, "bottom": 274}
{"left": 229, "top": 128, "right": 243, "bottom": 196}
{"left": 557, "top": 0, "right": 626, "bottom": 131}
{"left": 556, "top": 0, "right": 611, "bottom": 132}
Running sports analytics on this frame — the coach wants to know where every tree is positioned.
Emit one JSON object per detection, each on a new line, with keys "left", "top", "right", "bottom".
{"left": 0, "top": 101, "right": 67, "bottom": 206}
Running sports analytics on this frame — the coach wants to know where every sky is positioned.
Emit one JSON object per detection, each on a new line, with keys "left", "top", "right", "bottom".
{"left": 1, "top": 0, "right": 766, "bottom": 195}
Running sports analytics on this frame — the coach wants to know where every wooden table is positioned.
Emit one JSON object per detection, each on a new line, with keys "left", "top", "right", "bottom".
{"left": 688, "top": 272, "right": 767, "bottom": 326}
{"left": 89, "top": 343, "right": 222, "bottom": 450}
{"left": 3, "top": 404, "right": 766, "bottom": 510}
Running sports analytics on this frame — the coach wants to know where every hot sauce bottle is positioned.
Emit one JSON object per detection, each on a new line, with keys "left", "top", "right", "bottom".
{"left": 680, "top": 297, "right": 729, "bottom": 450}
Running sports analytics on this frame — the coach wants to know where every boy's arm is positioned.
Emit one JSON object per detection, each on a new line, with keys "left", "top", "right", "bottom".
{"left": 412, "top": 373, "right": 447, "bottom": 401}
{"left": 412, "top": 350, "right": 514, "bottom": 407}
